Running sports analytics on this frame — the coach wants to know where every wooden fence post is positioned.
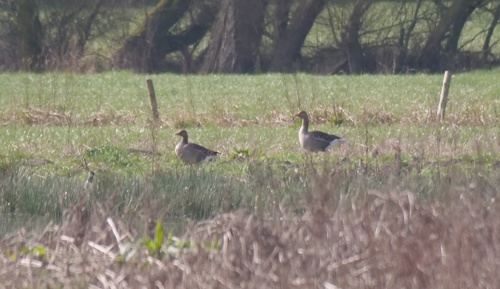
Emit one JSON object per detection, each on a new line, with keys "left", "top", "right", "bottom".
{"left": 146, "top": 79, "right": 160, "bottom": 123}
{"left": 437, "top": 71, "right": 452, "bottom": 122}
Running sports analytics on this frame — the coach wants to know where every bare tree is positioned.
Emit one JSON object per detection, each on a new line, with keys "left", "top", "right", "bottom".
{"left": 12, "top": 0, "right": 139, "bottom": 72}
{"left": 113, "top": 0, "right": 217, "bottom": 73}
{"left": 444, "top": 0, "right": 489, "bottom": 53}
{"left": 482, "top": 0, "right": 500, "bottom": 62}
{"left": 393, "top": 0, "right": 424, "bottom": 73}
{"left": 0, "top": 0, "right": 21, "bottom": 70}
{"left": 40, "top": 0, "right": 109, "bottom": 69}
{"left": 272, "top": 0, "right": 292, "bottom": 50}
{"left": 200, "top": 0, "right": 268, "bottom": 73}
{"left": 17, "top": 0, "right": 43, "bottom": 71}
{"left": 269, "top": 0, "right": 327, "bottom": 72}
{"left": 339, "top": 0, "right": 375, "bottom": 73}
{"left": 113, "top": 0, "right": 192, "bottom": 72}
{"left": 418, "top": 0, "right": 489, "bottom": 71}
{"left": 6, "top": 0, "right": 500, "bottom": 73}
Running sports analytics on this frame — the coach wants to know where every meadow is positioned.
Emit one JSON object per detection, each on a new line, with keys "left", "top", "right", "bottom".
{"left": 0, "top": 70, "right": 499, "bottom": 288}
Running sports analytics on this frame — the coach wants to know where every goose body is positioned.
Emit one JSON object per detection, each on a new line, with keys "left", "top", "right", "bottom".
{"left": 294, "top": 111, "right": 346, "bottom": 152}
{"left": 175, "top": 130, "right": 219, "bottom": 165}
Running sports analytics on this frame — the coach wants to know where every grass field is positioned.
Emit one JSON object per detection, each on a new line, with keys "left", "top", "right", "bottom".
{"left": 0, "top": 70, "right": 500, "bottom": 287}
{"left": 0, "top": 69, "right": 499, "bottom": 220}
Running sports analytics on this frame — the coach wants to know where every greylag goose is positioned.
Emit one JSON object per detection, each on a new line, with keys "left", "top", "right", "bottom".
{"left": 294, "top": 111, "right": 346, "bottom": 152}
{"left": 175, "top": 130, "right": 219, "bottom": 164}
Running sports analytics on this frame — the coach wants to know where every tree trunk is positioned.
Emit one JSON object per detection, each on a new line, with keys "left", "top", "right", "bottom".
{"left": 418, "top": 0, "right": 486, "bottom": 71}
{"left": 269, "top": 0, "right": 327, "bottom": 72}
{"left": 17, "top": 0, "right": 43, "bottom": 72}
{"left": 271, "top": 0, "right": 292, "bottom": 53}
{"left": 113, "top": 0, "right": 213, "bottom": 73}
{"left": 339, "top": 0, "right": 375, "bottom": 74}
{"left": 75, "top": 0, "right": 106, "bottom": 60}
{"left": 394, "top": 0, "right": 424, "bottom": 73}
{"left": 444, "top": 0, "right": 488, "bottom": 53}
{"left": 482, "top": 2, "right": 500, "bottom": 62}
{"left": 201, "top": 0, "right": 268, "bottom": 73}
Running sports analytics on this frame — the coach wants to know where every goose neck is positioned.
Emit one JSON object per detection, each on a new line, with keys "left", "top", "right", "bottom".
{"left": 301, "top": 117, "right": 309, "bottom": 133}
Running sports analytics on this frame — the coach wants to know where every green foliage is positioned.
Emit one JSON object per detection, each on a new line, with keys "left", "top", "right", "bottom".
{"left": 229, "top": 147, "right": 251, "bottom": 160}
{"left": 137, "top": 220, "right": 196, "bottom": 261}
{"left": 5, "top": 245, "right": 48, "bottom": 262}
{"left": 142, "top": 219, "right": 165, "bottom": 259}
{"left": 203, "top": 236, "right": 221, "bottom": 252}
{"left": 84, "top": 145, "right": 134, "bottom": 168}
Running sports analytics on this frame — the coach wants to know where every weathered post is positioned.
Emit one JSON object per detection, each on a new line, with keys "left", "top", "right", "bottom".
{"left": 146, "top": 79, "right": 159, "bottom": 173}
{"left": 437, "top": 71, "right": 452, "bottom": 122}
{"left": 146, "top": 79, "right": 159, "bottom": 123}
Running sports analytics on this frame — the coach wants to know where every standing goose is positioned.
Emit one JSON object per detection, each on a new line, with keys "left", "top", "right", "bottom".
{"left": 175, "top": 130, "right": 219, "bottom": 164}
{"left": 294, "top": 111, "right": 346, "bottom": 152}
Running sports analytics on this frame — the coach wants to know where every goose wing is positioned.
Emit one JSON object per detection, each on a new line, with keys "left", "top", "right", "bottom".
{"left": 183, "top": 143, "right": 219, "bottom": 163}
{"left": 309, "top": 130, "right": 345, "bottom": 151}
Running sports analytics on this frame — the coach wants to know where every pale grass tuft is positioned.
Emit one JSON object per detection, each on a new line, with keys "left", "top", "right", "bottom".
{"left": 86, "top": 105, "right": 137, "bottom": 126}
{"left": 400, "top": 106, "right": 435, "bottom": 125}
{"left": 2, "top": 106, "right": 138, "bottom": 126}
{"left": 447, "top": 103, "right": 500, "bottom": 125}
{"left": 13, "top": 108, "right": 72, "bottom": 126}
{"left": 359, "top": 106, "right": 398, "bottom": 125}
{"left": 268, "top": 110, "right": 295, "bottom": 125}
{"left": 308, "top": 106, "right": 354, "bottom": 125}
{"left": 163, "top": 107, "right": 201, "bottom": 128}
{"left": 209, "top": 112, "right": 258, "bottom": 127}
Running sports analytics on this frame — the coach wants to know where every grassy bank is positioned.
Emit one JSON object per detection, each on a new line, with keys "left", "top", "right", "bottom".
{"left": 0, "top": 70, "right": 499, "bottom": 287}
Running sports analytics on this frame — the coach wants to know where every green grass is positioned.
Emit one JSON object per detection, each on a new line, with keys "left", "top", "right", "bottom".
{"left": 1, "top": 70, "right": 499, "bottom": 126}
{"left": 0, "top": 70, "right": 499, "bottom": 235}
